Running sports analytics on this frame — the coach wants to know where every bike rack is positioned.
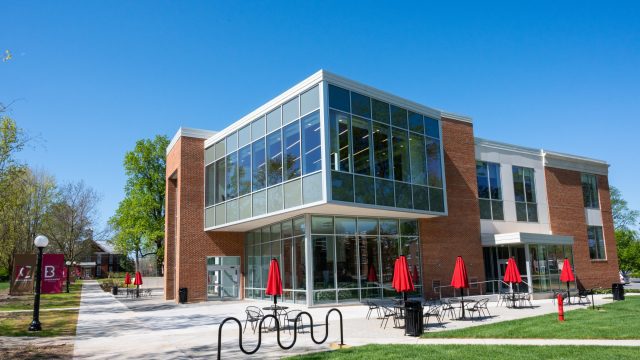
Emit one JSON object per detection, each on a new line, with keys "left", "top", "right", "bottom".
{"left": 216, "top": 308, "right": 344, "bottom": 359}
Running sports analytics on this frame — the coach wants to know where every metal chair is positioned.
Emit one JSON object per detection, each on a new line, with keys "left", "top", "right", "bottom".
{"left": 440, "top": 299, "right": 457, "bottom": 319}
{"left": 283, "top": 309, "right": 304, "bottom": 334}
{"left": 243, "top": 306, "right": 264, "bottom": 334}
{"left": 423, "top": 304, "right": 443, "bottom": 326}
{"left": 379, "top": 306, "right": 397, "bottom": 329}
{"left": 366, "top": 300, "right": 382, "bottom": 320}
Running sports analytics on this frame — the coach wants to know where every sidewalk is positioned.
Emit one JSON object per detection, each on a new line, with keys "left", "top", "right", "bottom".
{"left": 73, "top": 281, "right": 638, "bottom": 359}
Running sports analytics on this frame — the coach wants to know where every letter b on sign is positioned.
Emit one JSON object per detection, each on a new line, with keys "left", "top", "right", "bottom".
{"left": 45, "top": 265, "right": 55, "bottom": 278}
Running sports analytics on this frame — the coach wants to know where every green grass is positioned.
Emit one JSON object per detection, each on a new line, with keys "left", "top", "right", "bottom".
{"left": 0, "top": 281, "right": 83, "bottom": 311}
{"left": 422, "top": 296, "right": 640, "bottom": 339}
{"left": 0, "top": 310, "right": 79, "bottom": 337}
{"left": 0, "top": 282, "right": 9, "bottom": 291}
{"left": 288, "top": 345, "right": 640, "bottom": 360}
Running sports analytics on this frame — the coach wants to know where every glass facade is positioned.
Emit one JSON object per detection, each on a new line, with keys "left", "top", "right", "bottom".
{"left": 476, "top": 161, "right": 504, "bottom": 220}
{"left": 244, "top": 216, "right": 307, "bottom": 303}
{"left": 581, "top": 173, "right": 599, "bottom": 209}
{"left": 512, "top": 166, "right": 538, "bottom": 222}
{"left": 328, "top": 84, "right": 445, "bottom": 213}
{"left": 310, "top": 215, "right": 421, "bottom": 304}
{"left": 205, "top": 85, "right": 322, "bottom": 227}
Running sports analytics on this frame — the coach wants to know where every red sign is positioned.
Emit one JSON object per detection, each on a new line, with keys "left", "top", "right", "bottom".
{"left": 10, "top": 254, "right": 37, "bottom": 295}
{"left": 41, "top": 254, "right": 65, "bottom": 294}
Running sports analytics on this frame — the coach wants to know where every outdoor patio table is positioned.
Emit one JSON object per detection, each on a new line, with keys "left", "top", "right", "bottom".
{"left": 262, "top": 305, "right": 288, "bottom": 330}
{"left": 450, "top": 298, "right": 476, "bottom": 319}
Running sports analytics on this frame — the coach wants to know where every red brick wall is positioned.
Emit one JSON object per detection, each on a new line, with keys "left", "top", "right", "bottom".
{"left": 545, "top": 167, "right": 619, "bottom": 288}
{"left": 420, "top": 117, "right": 485, "bottom": 299}
{"left": 164, "top": 136, "right": 245, "bottom": 303}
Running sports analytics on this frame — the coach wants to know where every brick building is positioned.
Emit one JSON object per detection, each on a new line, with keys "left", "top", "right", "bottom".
{"left": 164, "top": 70, "right": 619, "bottom": 304}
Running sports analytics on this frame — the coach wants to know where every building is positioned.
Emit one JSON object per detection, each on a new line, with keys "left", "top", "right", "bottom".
{"left": 164, "top": 70, "right": 619, "bottom": 305}
{"left": 76, "top": 240, "right": 125, "bottom": 279}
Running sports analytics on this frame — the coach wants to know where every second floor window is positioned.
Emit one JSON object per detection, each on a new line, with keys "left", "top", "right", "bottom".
{"left": 476, "top": 161, "right": 503, "bottom": 220}
{"left": 512, "top": 166, "right": 538, "bottom": 222}
{"left": 587, "top": 225, "right": 606, "bottom": 260}
{"left": 581, "top": 174, "right": 599, "bottom": 209}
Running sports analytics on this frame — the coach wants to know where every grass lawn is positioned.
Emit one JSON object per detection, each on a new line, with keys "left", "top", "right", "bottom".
{"left": 0, "top": 281, "right": 9, "bottom": 291}
{"left": 0, "top": 281, "right": 83, "bottom": 311}
{"left": 288, "top": 344, "right": 640, "bottom": 360}
{"left": 0, "top": 310, "right": 79, "bottom": 337}
{"left": 423, "top": 296, "right": 640, "bottom": 339}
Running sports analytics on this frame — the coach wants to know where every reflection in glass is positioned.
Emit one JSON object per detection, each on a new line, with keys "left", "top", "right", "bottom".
{"left": 351, "top": 92, "right": 371, "bottom": 118}
{"left": 336, "top": 236, "right": 358, "bottom": 289}
{"left": 283, "top": 121, "right": 301, "bottom": 180}
{"left": 238, "top": 145, "right": 251, "bottom": 196}
{"left": 331, "top": 171, "right": 354, "bottom": 202}
{"left": 372, "top": 99, "right": 390, "bottom": 123}
{"left": 359, "top": 236, "right": 380, "bottom": 289}
{"left": 352, "top": 116, "right": 372, "bottom": 175}
{"left": 266, "top": 130, "right": 283, "bottom": 186}
{"left": 330, "top": 110, "right": 351, "bottom": 172}
{"left": 225, "top": 152, "right": 238, "bottom": 200}
{"left": 354, "top": 175, "right": 375, "bottom": 205}
{"left": 408, "top": 111, "right": 423, "bottom": 134}
{"left": 301, "top": 111, "right": 321, "bottom": 174}
{"left": 375, "top": 178, "right": 395, "bottom": 207}
{"left": 409, "top": 134, "right": 427, "bottom": 185}
{"left": 372, "top": 122, "right": 392, "bottom": 179}
{"left": 205, "top": 164, "right": 215, "bottom": 207}
{"left": 392, "top": 129, "right": 410, "bottom": 182}
{"left": 426, "top": 138, "right": 442, "bottom": 187}
{"left": 252, "top": 139, "right": 266, "bottom": 191}
{"left": 380, "top": 236, "right": 398, "bottom": 290}
{"left": 390, "top": 105, "right": 407, "bottom": 128}
{"left": 329, "top": 84, "right": 350, "bottom": 112}
{"left": 312, "top": 235, "right": 336, "bottom": 290}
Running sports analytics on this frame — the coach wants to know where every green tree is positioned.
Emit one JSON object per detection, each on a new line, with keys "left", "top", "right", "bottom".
{"left": 109, "top": 135, "right": 169, "bottom": 274}
{"left": 611, "top": 186, "right": 640, "bottom": 273}
{"left": 610, "top": 186, "right": 639, "bottom": 230}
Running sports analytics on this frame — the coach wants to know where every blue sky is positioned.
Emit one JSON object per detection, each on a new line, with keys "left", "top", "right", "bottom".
{"left": 2, "top": 1, "right": 639, "bottom": 229}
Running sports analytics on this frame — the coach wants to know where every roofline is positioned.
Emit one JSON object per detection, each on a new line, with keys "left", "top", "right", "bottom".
{"left": 203, "top": 69, "right": 471, "bottom": 148}
{"left": 167, "top": 127, "right": 218, "bottom": 155}
{"left": 475, "top": 137, "right": 542, "bottom": 157}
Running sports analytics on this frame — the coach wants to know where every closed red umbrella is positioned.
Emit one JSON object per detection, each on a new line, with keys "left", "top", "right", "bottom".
{"left": 124, "top": 272, "right": 132, "bottom": 288}
{"left": 560, "top": 258, "right": 575, "bottom": 304}
{"left": 503, "top": 257, "right": 522, "bottom": 285}
{"left": 391, "top": 258, "right": 400, "bottom": 290}
{"left": 451, "top": 256, "right": 470, "bottom": 319}
{"left": 133, "top": 271, "right": 143, "bottom": 298}
{"left": 367, "top": 264, "right": 378, "bottom": 283}
{"left": 265, "top": 258, "right": 283, "bottom": 306}
{"left": 392, "top": 255, "right": 415, "bottom": 302}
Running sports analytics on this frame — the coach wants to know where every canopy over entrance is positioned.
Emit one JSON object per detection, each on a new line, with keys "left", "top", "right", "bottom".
{"left": 481, "top": 232, "right": 573, "bottom": 247}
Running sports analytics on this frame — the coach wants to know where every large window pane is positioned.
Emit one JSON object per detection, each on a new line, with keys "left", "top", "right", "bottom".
{"left": 238, "top": 124, "right": 251, "bottom": 148}
{"left": 336, "top": 236, "right": 358, "bottom": 289}
{"left": 329, "top": 84, "right": 350, "bottom": 112}
{"left": 238, "top": 145, "right": 251, "bottom": 196}
{"left": 312, "top": 216, "right": 334, "bottom": 234}
{"left": 424, "top": 116, "right": 440, "bottom": 139}
{"left": 300, "top": 85, "right": 319, "bottom": 115}
{"left": 312, "top": 235, "right": 336, "bottom": 290}
{"left": 395, "top": 181, "right": 413, "bottom": 209}
{"left": 283, "top": 121, "right": 301, "bottom": 180}
{"left": 283, "top": 97, "right": 299, "bottom": 125}
{"left": 352, "top": 116, "right": 372, "bottom": 175}
{"left": 479, "top": 199, "right": 492, "bottom": 219}
{"left": 266, "top": 130, "right": 283, "bottom": 186}
{"left": 372, "top": 99, "right": 390, "bottom": 123}
{"left": 375, "top": 178, "right": 395, "bottom": 207}
{"left": 408, "top": 111, "right": 424, "bottom": 134}
{"left": 476, "top": 162, "right": 490, "bottom": 199}
{"left": 359, "top": 236, "right": 380, "bottom": 288}
{"left": 335, "top": 217, "right": 356, "bottom": 235}
{"left": 413, "top": 185, "right": 429, "bottom": 211}
{"left": 372, "top": 122, "right": 392, "bottom": 179}
{"left": 294, "top": 236, "right": 306, "bottom": 290}
{"left": 426, "top": 138, "right": 442, "bottom": 187}
{"left": 226, "top": 132, "right": 237, "bottom": 154}
{"left": 283, "top": 238, "right": 293, "bottom": 289}
{"left": 379, "top": 219, "right": 398, "bottom": 235}
{"left": 252, "top": 116, "right": 265, "bottom": 141}
{"left": 205, "top": 163, "right": 215, "bottom": 207}
{"left": 330, "top": 110, "right": 351, "bottom": 172}
{"left": 409, "top": 134, "right": 427, "bottom": 185}
{"left": 266, "top": 107, "right": 281, "bottom": 133}
{"left": 351, "top": 92, "right": 371, "bottom": 118}
{"left": 225, "top": 152, "right": 238, "bottom": 200}
{"left": 513, "top": 167, "right": 525, "bottom": 202}
{"left": 252, "top": 139, "right": 266, "bottom": 191}
{"left": 392, "top": 129, "right": 410, "bottom": 182}
{"left": 390, "top": 105, "right": 407, "bottom": 129}
{"left": 489, "top": 163, "right": 502, "bottom": 200}
{"left": 581, "top": 174, "right": 599, "bottom": 208}
{"left": 429, "top": 187, "right": 444, "bottom": 212}
{"left": 354, "top": 175, "right": 375, "bottom": 204}
{"left": 301, "top": 111, "right": 321, "bottom": 174}
{"left": 358, "top": 218, "right": 378, "bottom": 235}
{"left": 380, "top": 236, "right": 398, "bottom": 290}
{"left": 401, "top": 237, "right": 421, "bottom": 285}
{"left": 331, "top": 171, "right": 354, "bottom": 202}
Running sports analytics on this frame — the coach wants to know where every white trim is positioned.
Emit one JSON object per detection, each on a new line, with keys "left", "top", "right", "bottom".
{"left": 481, "top": 232, "right": 574, "bottom": 246}
{"left": 543, "top": 151, "right": 609, "bottom": 176}
{"left": 475, "top": 137, "right": 543, "bottom": 157}
{"left": 167, "top": 127, "right": 218, "bottom": 155}
{"left": 440, "top": 111, "right": 473, "bottom": 123}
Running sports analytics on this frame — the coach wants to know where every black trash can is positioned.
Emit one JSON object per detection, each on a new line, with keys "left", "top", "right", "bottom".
{"left": 179, "top": 287, "right": 188, "bottom": 304}
{"left": 112, "top": 285, "right": 118, "bottom": 296}
{"left": 612, "top": 283, "right": 625, "bottom": 301}
{"left": 403, "top": 300, "right": 424, "bottom": 336}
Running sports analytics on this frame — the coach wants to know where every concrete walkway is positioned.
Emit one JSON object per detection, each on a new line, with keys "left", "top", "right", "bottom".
{"left": 73, "top": 281, "right": 638, "bottom": 359}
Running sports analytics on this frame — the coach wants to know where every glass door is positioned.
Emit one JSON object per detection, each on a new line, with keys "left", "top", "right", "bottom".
{"left": 206, "top": 256, "right": 240, "bottom": 300}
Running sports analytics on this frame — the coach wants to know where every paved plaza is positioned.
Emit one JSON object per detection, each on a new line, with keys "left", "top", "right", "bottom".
{"left": 70, "top": 281, "right": 640, "bottom": 359}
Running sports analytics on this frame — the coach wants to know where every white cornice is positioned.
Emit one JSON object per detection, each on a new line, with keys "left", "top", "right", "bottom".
{"left": 475, "top": 137, "right": 543, "bottom": 157}
{"left": 167, "top": 127, "right": 217, "bottom": 155}
{"left": 203, "top": 69, "right": 472, "bottom": 148}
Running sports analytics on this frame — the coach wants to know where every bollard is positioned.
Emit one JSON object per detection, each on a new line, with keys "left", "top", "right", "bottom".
{"left": 557, "top": 293, "right": 564, "bottom": 321}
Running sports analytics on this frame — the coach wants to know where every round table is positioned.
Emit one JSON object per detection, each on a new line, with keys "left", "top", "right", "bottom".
{"left": 262, "top": 305, "right": 289, "bottom": 330}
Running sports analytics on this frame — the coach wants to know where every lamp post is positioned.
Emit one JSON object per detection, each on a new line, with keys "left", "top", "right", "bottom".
{"left": 65, "top": 260, "right": 72, "bottom": 293}
{"left": 29, "top": 235, "right": 48, "bottom": 332}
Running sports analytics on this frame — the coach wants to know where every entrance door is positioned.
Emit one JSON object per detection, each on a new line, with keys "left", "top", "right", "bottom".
{"left": 206, "top": 256, "right": 240, "bottom": 300}
{"left": 497, "top": 259, "right": 509, "bottom": 291}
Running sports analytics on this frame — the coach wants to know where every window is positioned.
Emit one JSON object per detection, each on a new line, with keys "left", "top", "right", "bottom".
{"left": 301, "top": 111, "right": 321, "bottom": 174}
{"left": 581, "top": 174, "right": 599, "bottom": 209}
{"left": 266, "top": 130, "right": 283, "bottom": 186}
{"left": 351, "top": 116, "right": 372, "bottom": 175}
{"left": 283, "top": 121, "right": 301, "bottom": 180}
{"left": 330, "top": 110, "right": 351, "bottom": 172}
{"left": 205, "top": 164, "right": 215, "bottom": 207}
{"left": 476, "top": 161, "right": 503, "bottom": 220}
{"left": 238, "top": 145, "right": 251, "bottom": 196}
{"left": 513, "top": 166, "right": 537, "bottom": 222}
{"left": 251, "top": 139, "right": 266, "bottom": 191}
{"left": 587, "top": 225, "right": 606, "bottom": 260}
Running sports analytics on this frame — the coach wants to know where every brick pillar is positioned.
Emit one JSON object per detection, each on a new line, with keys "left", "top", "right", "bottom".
{"left": 164, "top": 176, "right": 177, "bottom": 300}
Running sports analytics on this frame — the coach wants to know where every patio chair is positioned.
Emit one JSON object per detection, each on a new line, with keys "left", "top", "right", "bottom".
{"left": 366, "top": 300, "right": 382, "bottom": 320}
{"left": 518, "top": 293, "right": 533, "bottom": 308}
{"left": 283, "top": 309, "right": 304, "bottom": 334}
{"left": 423, "top": 304, "right": 442, "bottom": 326}
{"left": 243, "top": 306, "right": 264, "bottom": 334}
{"left": 379, "top": 305, "right": 397, "bottom": 329}
{"left": 464, "top": 301, "right": 484, "bottom": 321}
{"left": 440, "top": 299, "right": 457, "bottom": 319}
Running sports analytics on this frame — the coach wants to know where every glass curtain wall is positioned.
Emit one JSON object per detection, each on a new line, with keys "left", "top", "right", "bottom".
{"left": 205, "top": 84, "right": 322, "bottom": 228}
{"left": 328, "top": 84, "right": 445, "bottom": 213}
{"left": 244, "top": 216, "right": 306, "bottom": 304}
{"left": 310, "top": 216, "right": 421, "bottom": 304}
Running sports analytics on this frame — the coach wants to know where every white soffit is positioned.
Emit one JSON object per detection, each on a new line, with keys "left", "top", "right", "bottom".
{"left": 481, "top": 232, "right": 574, "bottom": 246}
{"left": 167, "top": 127, "right": 218, "bottom": 155}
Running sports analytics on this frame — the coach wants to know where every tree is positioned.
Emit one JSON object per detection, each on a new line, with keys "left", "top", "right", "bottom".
{"left": 43, "top": 181, "right": 100, "bottom": 264}
{"left": 611, "top": 186, "right": 640, "bottom": 274}
{"left": 610, "top": 186, "right": 639, "bottom": 230}
{"left": 109, "top": 135, "right": 169, "bottom": 274}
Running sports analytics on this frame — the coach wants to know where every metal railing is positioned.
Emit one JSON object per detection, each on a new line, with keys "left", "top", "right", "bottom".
{"left": 433, "top": 280, "right": 531, "bottom": 300}
{"left": 216, "top": 308, "right": 344, "bottom": 359}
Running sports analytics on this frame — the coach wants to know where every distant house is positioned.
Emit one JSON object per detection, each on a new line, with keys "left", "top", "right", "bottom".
{"left": 76, "top": 240, "right": 125, "bottom": 279}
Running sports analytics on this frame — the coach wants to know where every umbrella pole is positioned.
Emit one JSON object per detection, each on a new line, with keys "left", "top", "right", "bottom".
{"left": 566, "top": 282, "right": 571, "bottom": 305}
{"left": 461, "top": 289, "right": 465, "bottom": 319}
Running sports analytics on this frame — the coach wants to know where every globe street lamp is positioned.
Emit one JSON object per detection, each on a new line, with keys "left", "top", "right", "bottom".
{"left": 29, "top": 235, "right": 48, "bottom": 332}
{"left": 65, "top": 260, "right": 72, "bottom": 293}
